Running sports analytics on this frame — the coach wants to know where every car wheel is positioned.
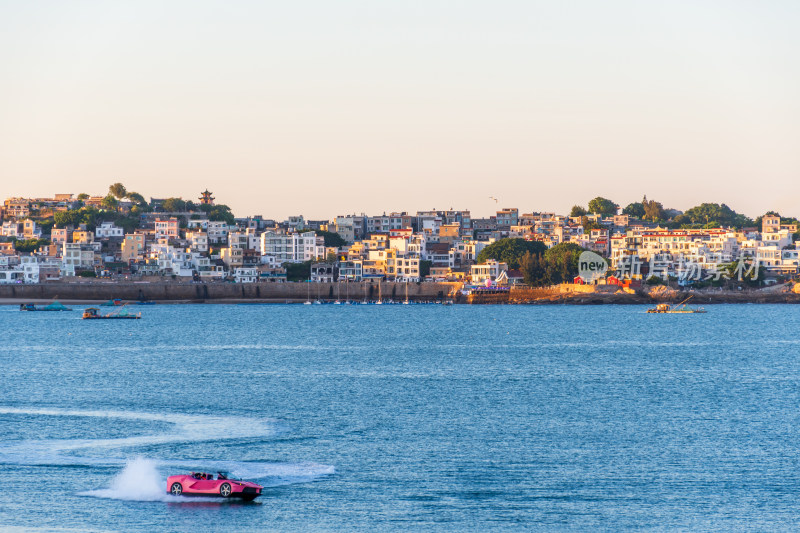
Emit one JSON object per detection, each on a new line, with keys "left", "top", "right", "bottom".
{"left": 170, "top": 482, "right": 183, "bottom": 496}
{"left": 219, "top": 483, "right": 232, "bottom": 497}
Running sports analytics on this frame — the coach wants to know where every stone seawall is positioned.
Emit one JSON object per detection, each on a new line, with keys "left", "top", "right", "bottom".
{"left": 4, "top": 281, "right": 798, "bottom": 305}
{"left": 0, "top": 281, "right": 461, "bottom": 304}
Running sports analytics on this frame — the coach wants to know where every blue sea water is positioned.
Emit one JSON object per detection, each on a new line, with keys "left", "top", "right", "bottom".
{"left": 1, "top": 303, "right": 800, "bottom": 531}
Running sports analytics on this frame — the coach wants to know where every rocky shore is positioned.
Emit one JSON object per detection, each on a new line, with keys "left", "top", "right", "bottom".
{"left": 502, "top": 283, "right": 800, "bottom": 305}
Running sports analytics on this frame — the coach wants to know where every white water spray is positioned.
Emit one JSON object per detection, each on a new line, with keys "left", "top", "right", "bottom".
{"left": 81, "top": 457, "right": 170, "bottom": 501}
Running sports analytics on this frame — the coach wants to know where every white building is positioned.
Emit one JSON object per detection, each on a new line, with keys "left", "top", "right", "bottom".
{"left": 233, "top": 267, "right": 258, "bottom": 283}
{"left": 228, "top": 231, "right": 249, "bottom": 250}
{"left": 286, "top": 216, "right": 305, "bottom": 231}
{"left": 310, "top": 263, "right": 337, "bottom": 282}
{"left": 20, "top": 256, "right": 61, "bottom": 283}
{"left": 338, "top": 260, "right": 363, "bottom": 281}
{"left": 1, "top": 221, "right": 22, "bottom": 238}
{"left": 149, "top": 242, "right": 194, "bottom": 276}
{"left": 95, "top": 222, "right": 124, "bottom": 239}
{"left": 0, "top": 267, "right": 24, "bottom": 284}
{"left": 388, "top": 256, "right": 420, "bottom": 282}
{"left": 260, "top": 232, "right": 324, "bottom": 263}
{"left": 761, "top": 229, "right": 792, "bottom": 249}
{"left": 229, "top": 229, "right": 259, "bottom": 251}
{"left": 62, "top": 243, "right": 97, "bottom": 276}
{"left": 0, "top": 255, "right": 23, "bottom": 284}
{"left": 333, "top": 216, "right": 356, "bottom": 243}
{"left": 207, "top": 221, "right": 230, "bottom": 244}
{"left": 188, "top": 231, "right": 209, "bottom": 253}
{"left": 452, "top": 239, "right": 488, "bottom": 266}
{"left": 470, "top": 260, "right": 508, "bottom": 285}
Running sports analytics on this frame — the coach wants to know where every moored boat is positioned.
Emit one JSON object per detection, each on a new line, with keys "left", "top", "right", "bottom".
{"left": 19, "top": 300, "right": 72, "bottom": 311}
{"left": 82, "top": 306, "right": 141, "bottom": 319}
{"left": 647, "top": 296, "right": 706, "bottom": 314}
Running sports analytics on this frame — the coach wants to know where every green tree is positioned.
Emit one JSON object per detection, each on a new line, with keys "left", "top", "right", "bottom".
{"left": 207, "top": 205, "right": 235, "bottom": 225}
{"left": 76, "top": 193, "right": 89, "bottom": 201}
{"left": 676, "top": 203, "right": 753, "bottom": 229}
{"left": 284, "top": 261, "right": 312, "bottom": 281}
{"left": 299, "top": 229, "right": 346, "bottom": 248}
{"left": 162, "top": 198, "right": 187, "bottom": 212}
{"left": 642, "top": 195, "right": 665, "bottom": 222}
{"left": 70, "top": 207, "right": 100, "bottom": 230}
{"left": 420, "top": 260, "right": 432, "bottom": 278}
{"left": 519, "top": 251, "right": 548, "bottom": 286}
{"left": 542, "top": 242, "right": 586, "bottom": 284}
{"left": 476, "top": 238, "right": 548, "bottom": 269}
{"left": 108, "top": 183, "right": 127, "bottom": 199}
{"left": 569, "top": 205, "right": 587, "bottom": 218}
{"left": 54, "top": 210, "right": 81, "bottom": 227}
{"left": 101, "top": 195, "right": 119, "bottom": 212}
{"left": 126, "top": 191, "right": 146, "bottom": 205}
{"left": 588, "top": 197, "right": 618, "bottom": 217}
{"left": 14, "top": 238, "right": 50, "bottom": 252}
{"left": 109, "top": 215, "right": 139, "bottom": 233}
{"left": 580, "top": 216, "right": 601, "bottom": 231}
{"left": 622, "top": 202, "right": 645, "bottom": 218}
{"left": 38, "top": 218, "right": 55, "bottom": 235}
{"left": 719, "top": 261, "right": 765, "bottom": 286}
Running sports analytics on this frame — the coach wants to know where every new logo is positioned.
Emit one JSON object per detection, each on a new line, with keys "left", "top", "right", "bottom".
{"left": 578, "top": 251, "right": 608, "bottom": 282}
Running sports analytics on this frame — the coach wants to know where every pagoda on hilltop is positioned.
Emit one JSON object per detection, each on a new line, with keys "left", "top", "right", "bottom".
{"left": 199, "top": 189, "right": 215, "bottom": 205}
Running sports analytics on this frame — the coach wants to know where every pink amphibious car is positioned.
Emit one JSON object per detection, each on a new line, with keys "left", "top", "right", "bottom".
{"left": 166, "top": 472, "right": 263, "bottom": 501}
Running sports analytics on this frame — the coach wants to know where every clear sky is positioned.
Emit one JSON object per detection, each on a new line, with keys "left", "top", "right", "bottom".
{"left": 1, "top": 1, "right": 799, "bottom": 220}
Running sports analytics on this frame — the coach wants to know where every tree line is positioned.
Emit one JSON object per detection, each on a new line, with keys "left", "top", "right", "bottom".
{"left": 49, "top": 183, "right": 236, "bottom": 232}
{"left": 569, "top": 195, "right": 797, "bottom": 233}
{"left": 476, "top": 238, "right": 588, "bottom": 286}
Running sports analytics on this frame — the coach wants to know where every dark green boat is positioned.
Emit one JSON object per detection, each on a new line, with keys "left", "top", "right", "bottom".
{"left": 19, "top": 301, "right": 72, "bottom": 311}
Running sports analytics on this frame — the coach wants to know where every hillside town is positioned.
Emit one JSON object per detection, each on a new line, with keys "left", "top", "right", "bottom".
{"left": 1, "top": 185, "right": 798, "bottom": 288}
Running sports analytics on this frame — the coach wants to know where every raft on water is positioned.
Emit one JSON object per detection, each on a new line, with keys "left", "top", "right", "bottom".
{"left": 647, "top": 296, "right": 706, "bottom": 314}
{"left": 19, "top": 300, "right": 72, "bottom": 311}
{"left": 82, "top": 305, "right": 141, "bottom": 320}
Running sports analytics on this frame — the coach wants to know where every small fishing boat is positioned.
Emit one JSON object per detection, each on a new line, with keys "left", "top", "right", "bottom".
{"left": 82, "top": 305, "right": 141, "bottom": 320}
{"left": 100, "top": 298, "right": 124, "bottom": 307}
{"left": 19, "top": 300, "right": 72, "bottom": 311}
{"left": 334, "top": 282, "right": 341, "bottom": 304}
{"left": 647, "top": 296, "right": 706, "bottom": 314}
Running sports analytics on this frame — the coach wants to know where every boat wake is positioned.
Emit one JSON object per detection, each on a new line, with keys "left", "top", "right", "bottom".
{"left": 79, "top": 457, "right": 182, "bottom": 502}
{"left": 79, "top": 457, "right": 335, "bottom": 502}
{"left": 0, "top": 407, "right": 335, "bottom": 500}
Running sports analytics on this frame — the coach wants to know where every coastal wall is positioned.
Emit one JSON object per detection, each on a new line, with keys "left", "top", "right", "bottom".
{"left": 0, "top": 281, "right": 461, "bottom": 303}
{"left": 3, "top": 280, "right": 799, "bottom": 305}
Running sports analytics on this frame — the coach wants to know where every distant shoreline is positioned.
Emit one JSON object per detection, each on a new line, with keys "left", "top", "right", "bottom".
{"left": 1, "top": 280, "right": 799, "bottom": 305}
{"left": 0, "top": 281, "right": 458, "bottom": 305}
